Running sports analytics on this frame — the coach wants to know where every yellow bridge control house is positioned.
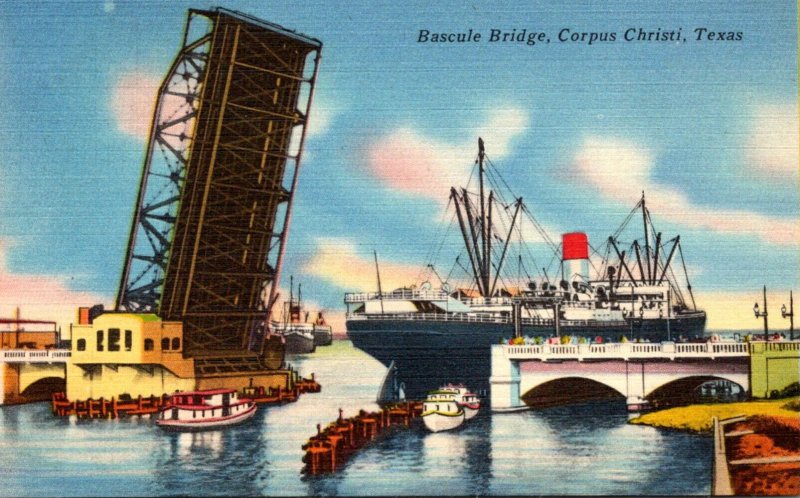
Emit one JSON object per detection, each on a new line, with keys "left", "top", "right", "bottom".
{"left": 67, "top": 312, "right": 195, "bottom": 401}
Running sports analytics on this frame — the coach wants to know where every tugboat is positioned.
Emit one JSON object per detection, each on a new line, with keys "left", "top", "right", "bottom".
{"left": 421, "top": 388, "right": 465, "bottom": 433}
{"left": 156, "top": 388, "right": 256, "bottom": 431}
{"left": 346, "top": 137, "right": 706, "bottom": 401}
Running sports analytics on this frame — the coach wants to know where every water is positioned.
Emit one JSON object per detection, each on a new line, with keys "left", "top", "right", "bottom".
{"left": 0, "top": 341, "right": 711, "bottom": 496}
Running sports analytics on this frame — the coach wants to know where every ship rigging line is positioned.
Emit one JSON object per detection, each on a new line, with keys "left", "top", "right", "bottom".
{"left": 611, "top": 199, "right": 642, "bottom": 241}
{"left": 677, "top": 242, "right": 697, "bottom": 310}
{"left": 587, "top": 242, "right": 604, "bottom": 277}
{"left": 483, "top": 154, "right": 560, "bottom": 253}
{"left": 421, "top": 197, "right": 459, "bottom": 286}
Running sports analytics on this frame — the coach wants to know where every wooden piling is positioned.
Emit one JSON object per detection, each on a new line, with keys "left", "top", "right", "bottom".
{"left": 302, "top": 402, "right": 423, "bottom": 475}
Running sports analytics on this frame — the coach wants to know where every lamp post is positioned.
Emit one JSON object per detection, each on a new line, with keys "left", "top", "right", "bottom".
{"left": 781, "top": 290, "right": 794, "bottom": 340}
{"left": 753, "top": 285, "right": 769, "bottom": 341}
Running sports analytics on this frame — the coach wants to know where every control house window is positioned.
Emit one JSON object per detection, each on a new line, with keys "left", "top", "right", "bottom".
{"left": 108, "top": 328, "right": 120, "bottom": 352}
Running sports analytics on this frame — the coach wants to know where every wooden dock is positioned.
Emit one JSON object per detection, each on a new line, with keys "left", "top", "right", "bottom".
{"left": 51, "top": 374, "right": 321, "bottom": 420}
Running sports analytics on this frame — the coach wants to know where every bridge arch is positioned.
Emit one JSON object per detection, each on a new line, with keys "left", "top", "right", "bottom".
{"left": 646, "top": 375, "right": 747, "bottom": 408}
{"left": 20, "top": 376, "right": 65, "bottom": 401}
{"left": 521, "top": 376, "right": 626, "bottom": 408}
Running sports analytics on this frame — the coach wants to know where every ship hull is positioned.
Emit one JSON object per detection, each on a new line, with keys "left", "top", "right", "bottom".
{"left": 284, "top": 332, "right": 316, "bottom": 355}
{"left": 346, "top": 313, "right": 706, "bottom": 402}
{"left": 313, "top": 325, "right": 333, "bottom": 346}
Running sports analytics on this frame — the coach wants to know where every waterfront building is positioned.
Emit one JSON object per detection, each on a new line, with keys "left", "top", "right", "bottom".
{"left": 67, "top": 312, "right": 194, "bottom": 400}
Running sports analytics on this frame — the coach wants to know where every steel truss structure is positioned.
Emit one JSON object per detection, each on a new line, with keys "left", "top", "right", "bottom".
{"left": 117, "top": 8, "right": 321, "bottom": 358}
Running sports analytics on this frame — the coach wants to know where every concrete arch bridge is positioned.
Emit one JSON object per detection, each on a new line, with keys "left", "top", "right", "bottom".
{"left": 1, "top": 349, "right": 71, "bottom": 404}
{"left": 490, "top": 341, "right": 798, "bottom": 411}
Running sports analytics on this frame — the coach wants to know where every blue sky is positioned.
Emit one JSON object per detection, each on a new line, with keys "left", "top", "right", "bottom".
{"left": 0, "top": 0, "right": 797, "bottom": 331}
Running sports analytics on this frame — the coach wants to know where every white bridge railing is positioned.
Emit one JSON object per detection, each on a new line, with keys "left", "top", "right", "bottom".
{"left": 0, "top": 349, "right": 71, "bottom": 363}
{"left": 501, "top": 341, "right": 756, "bottom": 361}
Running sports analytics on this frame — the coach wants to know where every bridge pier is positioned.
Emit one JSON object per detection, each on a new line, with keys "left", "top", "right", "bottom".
{"left": 489, "top": 346, "right": 525, "bottom": 411}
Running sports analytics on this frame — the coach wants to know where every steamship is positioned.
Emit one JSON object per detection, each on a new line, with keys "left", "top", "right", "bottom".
{"left": 345, "top": 138, "right": 706, "bottom": 401}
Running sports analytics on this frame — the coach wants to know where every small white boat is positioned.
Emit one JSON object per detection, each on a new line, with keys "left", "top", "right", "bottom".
{"left": 421, "top": 389, "right": 465, "bottom": 432}
{"left": 443, "top": 383, "right": 481, "bottom": 420}
{"left": 156, "top": 389, "right": 256, "bottom": 431}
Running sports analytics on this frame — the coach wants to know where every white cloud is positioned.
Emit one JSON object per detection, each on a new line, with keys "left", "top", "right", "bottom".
{"left": 110, "top": 72, "right": 160, "bottom": 140}
{"left": 745, "top": 103, "right": 799, "bottom": 177}
{"left": 306, "top": 102, "right": 338, "bottom": 138}
{"left": 569, "top": 136, "right": 798, "bottom": 246}
{"left": 0, "top": 239, "right": 110, "bottom": 335}
{"left": 302, "top": 237, "right": 422, "bottom": 292}
{"left": 365, "top": 107, "right": 529, "bottom": 201}
{"left": 571, "top": 137, "right": 654, "bottom": 203}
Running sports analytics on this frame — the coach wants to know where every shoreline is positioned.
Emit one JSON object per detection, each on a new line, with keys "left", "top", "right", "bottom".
{"left": 629, "top": 396, "right": 800, "bottom": 432}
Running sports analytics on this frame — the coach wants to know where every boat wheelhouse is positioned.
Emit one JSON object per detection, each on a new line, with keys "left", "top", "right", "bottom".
{"left": 421, "top": 389, "right": 465, "bottom": 432}
{"left": 443, "top": 383, "right": 481, "bottom": 420}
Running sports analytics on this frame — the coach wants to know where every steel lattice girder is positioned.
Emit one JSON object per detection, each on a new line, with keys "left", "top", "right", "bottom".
{"left": 156, "top": 10, "right": 321, "bottom": 356}
{"left": 116, "top": 12, "right": 212, "bottom": 313}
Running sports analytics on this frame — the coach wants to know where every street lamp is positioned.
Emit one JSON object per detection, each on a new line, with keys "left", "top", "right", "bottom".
{"left": 781, "top": 290, "right": 794, "bottom": 340}
{"left": 753, "top": 285, "right": 769, "bottom": 341}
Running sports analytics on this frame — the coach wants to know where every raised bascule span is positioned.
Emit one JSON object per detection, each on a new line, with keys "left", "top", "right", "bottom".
{"left": 115, "top": 8, "right": 322, "bottom": 373}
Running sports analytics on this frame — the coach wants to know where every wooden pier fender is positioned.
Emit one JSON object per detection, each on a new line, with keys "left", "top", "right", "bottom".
{"left": 302, "top": 402, "right": 424, "bottom": 475}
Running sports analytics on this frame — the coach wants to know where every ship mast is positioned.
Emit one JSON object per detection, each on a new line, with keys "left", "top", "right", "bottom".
{"left": 450, "top": 138, "right": 521, "bottom": 297}
{"left": 641, "top": 192, "right": 651, "bottom": 286}
{"left": 478, "top": 138, "right": 491, "bottom": 296}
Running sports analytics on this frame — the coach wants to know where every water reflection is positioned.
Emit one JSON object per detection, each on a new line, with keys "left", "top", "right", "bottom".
{"left": 154, "top": 410, "right": 269, "bottom": 496}
{"left": 0, "top": 342, "right": 713, "bottom": 496}
{"left": 462, "top": 414, "right": 492, "bottom": 495}
{"left": 489, "top": 400, "right": 710, "bottom": 495}
{"left": 173, "top": 430, "right": 224, "bottom": 460}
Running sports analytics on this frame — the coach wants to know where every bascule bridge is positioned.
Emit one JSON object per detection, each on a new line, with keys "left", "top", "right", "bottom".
{"left": 64, "top": 8, "right": 321, "bottom": 401}
{"left": 116, "top": 8, "right": 320, "bottom": 368}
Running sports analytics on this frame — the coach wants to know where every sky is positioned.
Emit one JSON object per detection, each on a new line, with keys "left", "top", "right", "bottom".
{"left": 0, "top": 0, "right": 797, "bottom": 333}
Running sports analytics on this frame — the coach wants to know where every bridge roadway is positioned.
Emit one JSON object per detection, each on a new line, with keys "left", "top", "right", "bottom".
{"left": 489, "top": 341, "right": 795, "bottom": 412}
{"left": 1, "top": 349, "right": 71, "bottom": 363}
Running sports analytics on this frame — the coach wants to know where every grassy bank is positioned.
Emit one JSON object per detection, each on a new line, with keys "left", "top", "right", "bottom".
{"left": 629, "top": 397, "right": 800, "bottom": 432}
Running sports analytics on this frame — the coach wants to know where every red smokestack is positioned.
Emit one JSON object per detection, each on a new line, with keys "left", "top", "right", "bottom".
{"left": 562, "top": 232, "right": 588, "bottom": 260}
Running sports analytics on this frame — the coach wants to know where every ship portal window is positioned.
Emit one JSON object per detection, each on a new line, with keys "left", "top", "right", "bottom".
{"left": 172, "top": 338, "right": 181, "bottom": 350}
{"left": 96, "top": 330, "right": 104, "bottom": 351}
{"left": 124, "top": 330, "right": 132, "bottom": 351}
{"left": 76, "top": 339, "right": 86, "bottom": 351}
{"left": 161, "top": 338, "right": 170, "bottom": 350}
{"left": 108, "top": 328, "right": 120, "bottom": 352}
{"left": 144, "top": 339, "right": 154, "bottom": 351}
